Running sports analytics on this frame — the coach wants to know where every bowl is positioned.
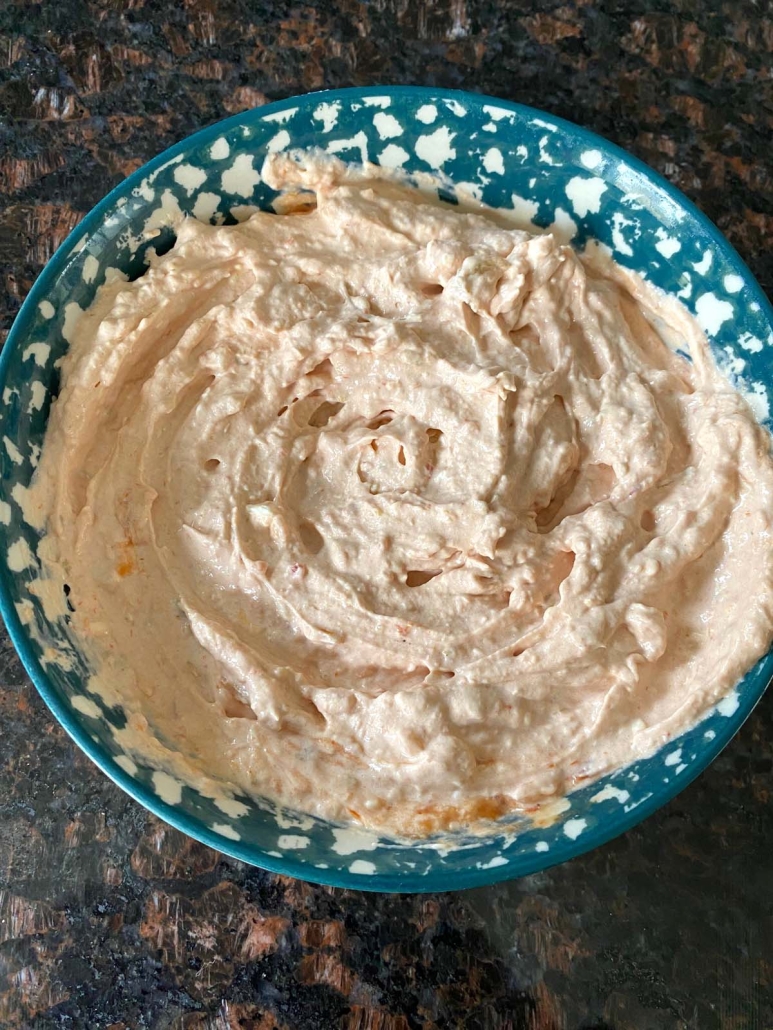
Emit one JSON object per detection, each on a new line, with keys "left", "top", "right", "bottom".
{"left": 2, "top": 86, "right": 773, "bottom": 892}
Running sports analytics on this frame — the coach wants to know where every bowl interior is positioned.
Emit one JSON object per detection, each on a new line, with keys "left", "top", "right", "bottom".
{"left": 2, "top": 86, "right": 773, "bottom": 892}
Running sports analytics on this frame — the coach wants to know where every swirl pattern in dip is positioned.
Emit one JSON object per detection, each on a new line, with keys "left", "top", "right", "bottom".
{"left": 26, "top": 154, "right": 773, "bottom": 836}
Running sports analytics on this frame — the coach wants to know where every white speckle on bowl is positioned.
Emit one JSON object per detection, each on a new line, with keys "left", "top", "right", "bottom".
{"left": 136, "top": 178, "right": 155, "bottom": 203}
{"left": 372, "top": 112, "right": 402, "bottom": 140}
{"left": 477, "top": 855, "right": 507, "bottom": 869}
{"left": 415, "top": 126, "right": 456, "bottom": 169}
{"left": 331, "top": 827, "right": 379, "bottom": 856}
{"left": 22, "top": 342, "right": 51, "bottom": 367}
{"left": 71, "top": 694, "right": 101, "bottom": 719}
{"left": 744, "top": 382, "right": 770, "bottom": 421}
{"left": 675, "top": 763, "right": 687, "bottom": 775}
{"left": 416, "top": 104, "right": 438, "bottom": 125}
{"left": 482, "top": 147, "right": 505, "bottom": 175}
{"left": 3, "top": 436, "right": 24, "bottom": 466}
{"left": 3, "top": 387, "right": 17, "bottom": 405}
{"left": 362, "top": 95, "right": 391, "bottom": 108}
{"left": 564, "top": 175, "right": 610, "bottom": 217}
{"left": 516, "top": 145, "right": 528, "bottom": 161}
{"left": 537, "top": 136, "right": 557, "bottom": 165}
{"left": 229, "top": 205, "right": 259, "bottom": 222}
{"left": 327, "top": 131, "right": 369, "bottom": 165}
{"left": 277, "top": 834, "right": 310, "bottom": 850}
{"left": 28, "top": 382, "right": 47, "bottom": 414}
{"left": 739, "top": 332, "right": 763, "bottom": 353}
{"left": 213, "top": 823, "right": 241, "bottom": 841}
{"left": 695, "top": 292, "right": 733, "bottom": 336}
{"left": 266, "top": 850, "right": 282, "bottom": 858}
{"left": 262, "top": 107, "right": 298, "bottom": 124}
{"left": 39, "top": 300, "right": 55, "bottom": 320}
{"left": 482, "top": 122, "right": 497, "bottom": 133}
{"left": 624, "top": 791, "right": 653, "bottom": 813}
{"left": 676, "top": 273, "right": 693, "bottom": 299}
{"left": 313, "top": 100, "right": 341, "bottom": 133}
{"left": 580, "top": 149, "right": 602, "bottom": 169}
{"left": 0, "top": 501, "right": 10, "bottom": 525}
{"left": 214, "top": 796, "right": 249, "bottom": 818}
{"left": 267, "top": 129, "right": 291, "bottom": 154}
{"left": 611, "top": 213, "right": 635, "bottom": 256}
{"left": 482, "top": 104, "right": 512, "bottom": 123}
{"left": 144, "top": 190, "right": 184, "bottom": 234}
{"left": 443, "top": 98, "right": 467, "bottom": 116}
{"left": 509, "top": 194, "right": 539, "bottom": 228}
{"left": 103, "top": 211, "right": 126, "bottom": 233}
{"left": 114, "top": 754, "right": 138, "bottom": 777}
{"left": 173, "top": 163, "right": 207, "bottom": 195}
{"left": 664, "top": 747, "right": 682, "bottom": 767}
{"left": 149, "top": 153, "right": 185, "bottom": 182}
{"left": 704, "top": 729, "right": 716, "bottom": 740}
{"left": 192, "top": 192, "right": 221, "bottom": 223}
{"left": 62, "top": 302, "right": 83, "bottom": 344}
{"left": 654, "top": 228, "right": 681, "bottom": 258}
{"left": 750, "top": 301, "right": 760, "bottom": 312}
{"left": 274, "top": 806, "right": 314, "bottom": 831}
{"left": 349, "top": 859, "right": 377, "bottom": 875}
{"left": 378, "top": 144, "right": 410, "bottom": 169}
{"left": 152, "top": 770, "right": 183, "bottom": 805}
{"left": 723, "top": 273, "right": 744, "bottom": 294}
{"left": 716, "top": 690, "right": 739, "bottom": 717}
{"left": 721, "top": 346, "right": 746, "bottom": 377}
{"left": 535, "top": 841, "right": 549, "bottom": 853}
{"left": 549, "top": 207, "right": 578, "bottom": 243}
{"left": 454, "top": 181, "right": 484, "bottom": 202}
{"left": 10, "top": 483, "right": 37, "bottom": 531}
{"left": 563, "top": 818, "right": 587, "bottom": 840}
{"left": 82, "top": 254, "right": 100, "bottom": 285}
{"left": 591, "top": 784, "right": 630, "bottom": 805}
{"left": 210, "top": 137, "right": 230, "bottom": 161}
{"left": 693, "top": 249, "right": 713, "bottom": 275}
{"left": 18, "top": 615, "right": 71, "bottom": 670}
{"left": 7, "top": 537, "right": 35, "bottom": 572}
{"left": 221, "top": 154, "right": 261, "bottom": 197}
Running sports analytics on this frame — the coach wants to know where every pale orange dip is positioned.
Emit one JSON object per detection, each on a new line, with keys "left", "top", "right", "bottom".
{"left": 25, "top": 154, "right": 773, "bottom": 836}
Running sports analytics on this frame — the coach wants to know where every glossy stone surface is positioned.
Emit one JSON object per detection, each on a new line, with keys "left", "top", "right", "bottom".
{"left": 1, "top": 1, "right": 772, "bottom": 1026}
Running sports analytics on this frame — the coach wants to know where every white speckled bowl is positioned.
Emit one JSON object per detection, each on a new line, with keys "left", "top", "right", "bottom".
{"left": 1, "top": 87, "right": 773, "bottom": 891}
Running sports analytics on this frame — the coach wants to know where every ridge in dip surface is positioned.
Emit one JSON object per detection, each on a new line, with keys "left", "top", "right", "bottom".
{"left": 26, "top": 153, "right": 773, "bottom": 837}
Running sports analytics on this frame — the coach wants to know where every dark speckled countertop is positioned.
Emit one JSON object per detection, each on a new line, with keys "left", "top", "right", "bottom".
{"left": 1, "top": 2, "right": 772, "bottom": 1027}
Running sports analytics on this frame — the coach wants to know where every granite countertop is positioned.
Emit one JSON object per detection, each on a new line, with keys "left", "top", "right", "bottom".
{"left": 1, "top": 2, "right": 772, "bottom": 1027}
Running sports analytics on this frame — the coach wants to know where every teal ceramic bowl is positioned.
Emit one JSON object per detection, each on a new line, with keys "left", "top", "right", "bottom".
{"left": 2, "top": 87, "right": 773, "bottom": 892}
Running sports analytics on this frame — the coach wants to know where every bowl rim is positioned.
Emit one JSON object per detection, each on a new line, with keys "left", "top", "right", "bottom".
{"left": 2, "top": 84, "right": 773, "bottom": 893}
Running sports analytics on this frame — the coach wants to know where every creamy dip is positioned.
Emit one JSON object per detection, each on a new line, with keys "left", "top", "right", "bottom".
{"left": 27, "top": 153, "right": 773, "bottom": 836}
